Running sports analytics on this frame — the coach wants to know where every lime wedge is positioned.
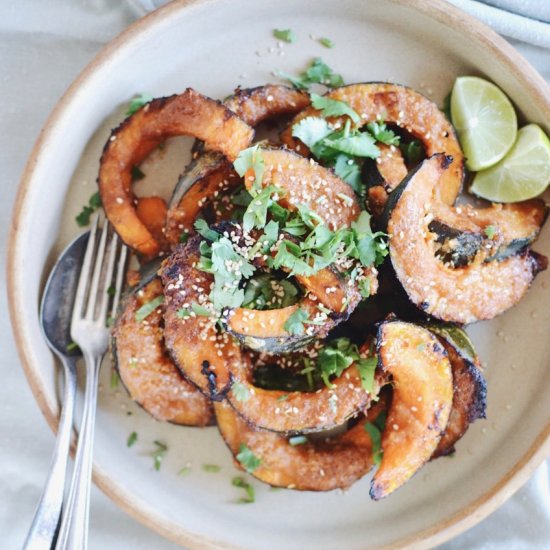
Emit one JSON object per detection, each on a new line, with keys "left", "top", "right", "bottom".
{"left": 451, "top": 76, "right": 517, "bottom": 171}
{"left": 470, "top": 124, "right": 550, "bottom": 202}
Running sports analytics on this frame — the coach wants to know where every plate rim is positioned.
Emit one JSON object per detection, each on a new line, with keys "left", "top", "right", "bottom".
{"left": 7, "top": 0, "right": 550, "bottom": 548}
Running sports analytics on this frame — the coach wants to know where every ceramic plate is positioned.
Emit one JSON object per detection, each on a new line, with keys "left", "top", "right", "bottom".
{"left": 8, "top": 0, "right": 550, "bottom": 548}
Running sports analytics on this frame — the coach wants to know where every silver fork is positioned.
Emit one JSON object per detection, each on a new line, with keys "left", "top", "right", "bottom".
{"left": 55, "top": 217, "right": 127, "bottom": 550}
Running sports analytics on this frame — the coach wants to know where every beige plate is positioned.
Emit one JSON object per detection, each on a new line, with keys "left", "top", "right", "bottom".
{"left": 7, "top": 0, "right": 550, "bottom": 548}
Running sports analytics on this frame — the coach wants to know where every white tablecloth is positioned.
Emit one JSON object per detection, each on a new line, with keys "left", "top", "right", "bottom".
{"left": 1, "top": 1, "right": 549, "bottom": 548}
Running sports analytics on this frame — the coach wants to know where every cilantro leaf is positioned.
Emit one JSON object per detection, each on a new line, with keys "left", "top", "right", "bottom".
{"left": 232, "top": 380, "right": 251, "bottom": 402}
{"left": 127, "top": 432, "right": 138, "bottom": 447}
{"left": 291, "top": 116, "right": 333, "bottom": 149}
{"left": 278, "top": 57, "right": 344, "bottom": 90}
{"left": 364, "top": 422, "right": 383, "bottom": 465}
{"left": 234, "top": 145, "right": 265, "bottom": 192}
{"left": 232, "top": 476, "right": 256, "bottom": 503}
{"left": 272, "top": 240, "right": 315, "bottom": 276}
{"left": 194, "top": 219, "right": 220, "bottom": 241}
{"left": 135, "top": 296, "right": 164, "bottom": 322}
{"left": 400, "top": 139, "right": 424, "bottom": 164}
{"left": 75, "top": 192, "right": 102, "bottom": 227}
{"left": 283, "top": 307, "right": 309, "bottom": 335}
{"left": 356, "top": 356, "right": 377, "bottom": 393}
{"left": 319, "top": 37, "right": 334, "bottom": 49}
{"left": 126, "top": 93, "right": 153, "bottom": 116}
{"left": 484, "top": 225, "right": 497, "bottom": 239}
{"left": 242, "top": 273, "right": 299, "bottom": 310}
{"left": 151, "top": 441, "right": 167, "bottom": 471}
{"left": 236, "top": 444, "right": 261, "bottom": 473}
{"left": 288, "top": 435, "right": 308, "bottom": 446}
{"left": 366, "top": 121, "right": 400, "bottom": 146}
{"left": 273, "top": 28, "right": 296, "bottom": 43}
{"left": 333, "top": 155, "right": 364, "bottom": 196}
{"left": 203, "top": 464, "right": 221, "bottom": 473}
{"left": 310, "top": 93, "right": 360, "bottom": 123}
{"left": 242, "top": 185, "right": 282, "bottom": 232}
{"left": 323, "top": 132, "right": 379, "bottom": 158}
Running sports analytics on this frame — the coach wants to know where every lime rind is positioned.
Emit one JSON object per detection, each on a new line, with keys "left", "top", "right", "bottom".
{"left": 451, "top": 76, "right": 517, "bottom": 171}
{"left": 470, "top": 124, "right": 550, "bottom": 203}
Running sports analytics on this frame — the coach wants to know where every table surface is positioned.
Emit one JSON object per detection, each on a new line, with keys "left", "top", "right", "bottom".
{"left": 1, "top": 1, "right": 549, "bottom": 549}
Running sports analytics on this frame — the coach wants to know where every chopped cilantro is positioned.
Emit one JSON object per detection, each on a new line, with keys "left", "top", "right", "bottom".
{"left": 484, "top": 225, "right": 497, "bottom": 239}
{"left": 356, "top": 356, "right": 377, "bottom": 393}
{"left": 202, "top": 464, "right": 221, "bottom": 473}
{"left": 242, "top": 273, "right": 300, "bottom": 310}
{"left": 273, "top": 28, "right": 296, "bottom": 43}
{"left": 152, "top": 441, "right": 167, "bottom": 471}
{"left": 126, "top": 93, "right": 153, "bottom": 116}
{"left": 66, "top": 341, "right": 79, "bottom": 352}
{"left": 232, "top": 380, "right": 251, "bottom": 402}
{"left": 76, "top": 192, "right": 102, "bottom": 227}
{"left": 291, "top": 116, "right": 333, "bottom": 149}
{"left": 283, "top": 307, "right": 309, "bottom": 335}
{"left": 234, "top": 145, "right": 265, "bottom": 193}
{"left": 178, "top": 466, "right": 191, "bottom": 476}
{"left": 333, "top": 155, "right": 364, "bottom": 196}
{"left": 179, "top": 232, "right": 189, "bottom": 244}
{"left": 310, "top": 93, "right": 360, "bottom": 123}
{"left": 288, "top": 435, "right": 308, "bottom": 446}
{"left": 232, "top": 476, "right": 256, "bottom": 503}
{"left": 127, "top": 432, "right": 138, "bottom": 447}
{"left": 131, "top": 165, "right": 145, "bottom": 181}
{"left": 364, "top": 410, "right": 386, "bottom": 465}
{"left": 366, "top": 121, "right": 400, "bottom": 146}
{"left": 194, "top": 219, "right": 220, "bottom": 242}
{"left": 277, "top": 57, "right": 344, "bottom": 90}
{"left": 400, "top": 139, "right": 424, "bottom": 164}
{"left": 135, "top": 296, "right": 164, "bottom": 322}
{"left": 106, "top": 285, "right": 116, "bottom": 297}
{"left": 176, "top": 308, "right": 191, "bottom": 319}
{"left": 242, "top": 185, "right": 282, "bottom": 232}
{"left": 323, "top": 132, "right": 379, "bottom": 158}
{"left": 277, "top": 394, "right": 290, "bottom": 402}
{"left": 236, "top": 444, "right": 261, "bottom": 473}
{"left": 319, "top": 37, "right": 334, "bottom": 48}
{"left": 191, "top": 302, "right": 211, "bottom": 316}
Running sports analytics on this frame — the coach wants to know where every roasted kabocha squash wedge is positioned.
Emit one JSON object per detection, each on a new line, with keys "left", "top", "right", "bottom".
{"left": 282, "top": 82, "right": 464, "bottom": 205}
{"left": 112, "top": 277, "right": 214, "bottom": 426}
{"left": 385, "top": 154, "right": 547, "bottom": 324}
{"left": 99, "top": 88, "right": 254, "bottom": 258}
{"left": 215, "top": 391, "right": 389, "bottom": 491}
{"left": 426, "top": 323, "right": 487, "bottom": 458}
{"left": 166, "top": 85, "right": 311, "bottom": 245}
{"left": 370, "top": 320, "right": 453, "bottom": 500}
{"left": 160, "top": 236, "right": 235, "bottom": 399}
{"left": 225, "top": 340, "right": 384, "bottom": 434}
{"left": 244, "top": 148, "right": 360, "bottom": 230}
{"left": 430, "top": 199, "right": 548, "bottom": 265}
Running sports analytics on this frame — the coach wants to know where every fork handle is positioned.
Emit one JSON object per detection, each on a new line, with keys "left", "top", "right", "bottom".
{"left": 23, "top": 355, "right": 78, "bottom": 550}
{"left": 55, "top": 354, "right": 102, "bottom": 550}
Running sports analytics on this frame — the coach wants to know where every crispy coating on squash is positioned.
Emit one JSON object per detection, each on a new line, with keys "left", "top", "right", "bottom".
{"left": 387, "top": 154, "right": 547, "bottom": 323}
{"left": 371, "top": 321, "right": 453, "bottom": 500}
{"left": 282, "top": 82, "right": 464, "bottom": 205}
{"left": 112, "top": 277, "right": 214, "bottom": 426}
{"left": 99, "top": 89, "right": 254, "bottom": 257}
{"left": 215, "top": 392, "right": 389, "bottom": 491}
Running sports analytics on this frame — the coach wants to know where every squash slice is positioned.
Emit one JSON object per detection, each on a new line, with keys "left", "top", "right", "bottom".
{"left": 370, "top": 320, "right": 453, "bottom": 500}
{"left": 99, "top": 89, "right": 254, "bottom": 257}
{"left": 166, "top": 85, "right": 310, "bottom": 245}
{"left": 112, "top": 277, "right": 214, "bottom": 426}
{"left": 160, "top": 236, "right": 235, "bottom": 399}
{"left": 427, "top": 323, "right": 487, "bottom": 458}
{"left": 385, "top": 154, "right": 547, "bottom": 324}
{"left": 246, "top": 148, "right": 360, "bottom": 230}
{"left": 226, "top": 341, "right": 383, "bottom": 434}
{"left": 282, "top": 83, "right": 464, "bottom": 205}
{"left": 215, "top": 392, "right": 389, "bottom": 491}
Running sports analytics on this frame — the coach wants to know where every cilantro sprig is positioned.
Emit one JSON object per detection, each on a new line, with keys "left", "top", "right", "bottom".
{"left": 364, "top": 410, "right": 387, "bottom": 466}
{"left": 273, "top": 28, "right": 296, "bottom": 43}
{"left": 76, "top": 192, "right": 102, "bottom": 227}
{"left": 277, "top": 57, "right": 344, "bottom": 90}
{"left": 236, "top": 444, "right": 261, "bottom": 473}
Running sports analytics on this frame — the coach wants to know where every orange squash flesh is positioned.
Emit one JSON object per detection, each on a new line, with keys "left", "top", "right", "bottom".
{"left": 387, "top": 154, "right": 547, "bottom": 323}
{"left": 99, "top": 89, "right": 254, "bottom": 257}
{"left": 160, "top": 237, "right": 234, "bottom": 399}
{"left": 371, "top": 321, "right": 453, "bottom": 500}
{"left": 282, "top": 83, "right": 464, "bottom": 205}
{"left": 112, "top": 277, "right": 214, "bottom": 426}
{"left": 226, "top": 342, "right": 383, "bottom": 434}
{"left": 136, "top": 196, "right": 169, "bottom": 249}
{"left": 247, "top": 148, "right": 360, "bottom": 231}
{"left": 215, "top": 392, "right": 389, "bottom": 491}
{"left": 165, "top": 85, "right": 311, "bottom": 246}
